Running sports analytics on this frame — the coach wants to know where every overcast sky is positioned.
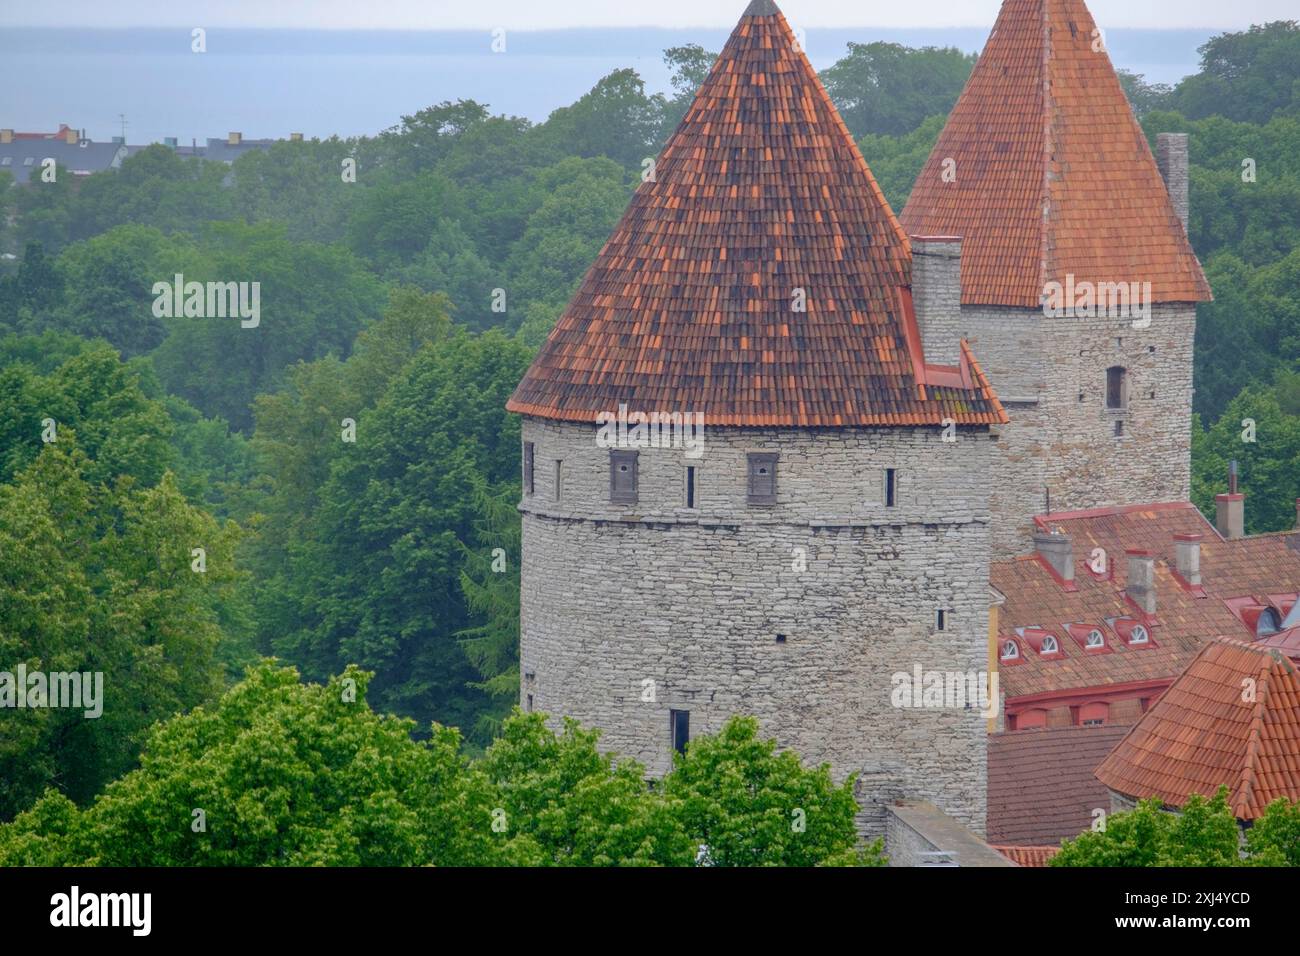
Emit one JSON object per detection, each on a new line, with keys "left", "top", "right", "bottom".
{"left": 2, "top": 0, "right": 1292, "bottom": 30}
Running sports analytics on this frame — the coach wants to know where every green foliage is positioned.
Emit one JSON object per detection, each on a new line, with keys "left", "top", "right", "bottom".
{"left": 663, "top": 716, "right": 867, "bottom": 866}
{"left": 1192, "top": 386, "right": 1300, "bottom": 533}
{"left": 1171, "top": 22, "right": 1300, "bottom": 125}
{"left": 820, "top": 42, "right": 975, "bottom": 138}
{"left": 537, "top": 69, "right": 666, "bottom": 171}
{"left": 857, "top": 114, "right": 947, "bottom": 213}
{"left": 1053, "top": 790, "right": 1242, "bottom": 867}
{"left": 0, "top": 663, "right": 506, "bottom": 866}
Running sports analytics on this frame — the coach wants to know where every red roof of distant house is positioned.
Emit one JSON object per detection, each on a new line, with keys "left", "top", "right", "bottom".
{"left": 1096, "top": 638, "right": 1300, "bottom": 819}
{"left": 988, "top": 724, "right": 1131, "bottom": 845}
{"left": 900, "top": 0, "right": 1211, "bottom": 308}
{"left": 992, "top": 844, "right": 1060, "bottom": 867}
{"left": 508, "top": 0, "right": 1006, "bottom": 428}
{"left": 994, "top": 502, "right": 1300, "bottom": 702}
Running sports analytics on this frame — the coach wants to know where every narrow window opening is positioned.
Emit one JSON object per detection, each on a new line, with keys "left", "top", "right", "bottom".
{"left": 685, "top": 465, "right": 696, "bottom": 509}
{"left": 610, "top": 450, "right": 638, "bottom": 504}
{"left": 553, "top": 460, "right": 562, "bottom": 502}
{"left": 526, "top": 694, "right": 534, "bottom": 713}
{"left": 747, "top": 453, "right": 778, "bottom": 505}
{"left": 936, "top": 609, "right": 947, "bottom": 632}
{"left": 885, "top": 469, "right": 897, "bottom": 508}
{"left": 670, "top": 710, "right": 690, "bottom": 756}
{"left": 1106, "top": 366, "right": 1127, "bottom": 409}
{"left": 523, "top": 441, "right": 535, "bottom": 496}
{"left": 1114, "top": 420, "right": 1124, "bottom": 438}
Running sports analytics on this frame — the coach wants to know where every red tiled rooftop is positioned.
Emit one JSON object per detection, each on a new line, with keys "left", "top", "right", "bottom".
{"left": 900, "top": 0, "right": 1211, "bottom": 308}
{"left": 995, "top": 502, "right": 1300, "bottom": 702}
{"left": 992, "top": 844, "right": 1060, "bottom": 867}
{"left": 1096, "top": 638, "right": 1300, "bottom": 819}
{"left": 988, "top": 724, "right": 1131, "bottom": 845}
{"left": 508, "top": 0, "right": 1006, "bottom": 429}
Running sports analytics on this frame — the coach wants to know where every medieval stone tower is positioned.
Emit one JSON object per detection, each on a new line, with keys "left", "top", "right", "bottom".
{"left": 508, "top": 0, "right": 1007, "bottom": 836}
{"left": 901, "top": 0, "right": 1212, "bottom": 559}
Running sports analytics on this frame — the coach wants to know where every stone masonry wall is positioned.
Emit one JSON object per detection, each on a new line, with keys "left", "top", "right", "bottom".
{"left": 518, "top": 418, "right": 996, "bottom": 836}
{"left": 936, "top": 303, "right": 1196, "bottom": 558}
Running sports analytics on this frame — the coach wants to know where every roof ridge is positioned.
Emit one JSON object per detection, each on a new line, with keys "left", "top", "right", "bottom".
{"left": 1234, "top": 649, "right": 1274, "bottom": 817}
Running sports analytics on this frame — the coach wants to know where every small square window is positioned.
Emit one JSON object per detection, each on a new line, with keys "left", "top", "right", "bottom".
{"left": 610, "top": 450, "right": 638, "bottom": 504}
{"left": 747, "top": 453, "right": 777, "bottom": 505}
{"left": 523, "top": 441, "right": 535, "bottom": 496}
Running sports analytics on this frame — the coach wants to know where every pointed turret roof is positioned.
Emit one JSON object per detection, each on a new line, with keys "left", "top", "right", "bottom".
{"left": 508, "top": 2, "right": 1005, "bottom": 428}
{"left": 900, "top": 0, "right": 1212, "bottom": 308}
{"left": 1095, "top": 639, "right": 1300, "bottom": 820}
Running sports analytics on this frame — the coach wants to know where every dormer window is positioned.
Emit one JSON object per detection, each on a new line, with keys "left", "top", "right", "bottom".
{"left": 1128, "top": 624, "right": 1149, "bottom": 645}
{"left": 1085, "top": 629, "right": 1106, "bottom": 649}
{"left": 747, "top": 453, "right": 778, "bottom": 505}
{"left": 1001, "top": 640, "right": 1020, "bottom": 662}
{"left": 1040, "top": 635, "right": 1058, "bottom": 655}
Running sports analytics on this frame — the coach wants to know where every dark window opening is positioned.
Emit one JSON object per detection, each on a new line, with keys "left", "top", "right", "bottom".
{"left": 553, "top": 460, "right": 562, "bottom": 502}
{"left": 747, "top": 453, "right": 778, "bottom": 505}
{"left": 670, "top": 710, "right": 690, "bottom": 756}
{"left": 1106, "top": 366, "right": 1127, "bottom": 409}
{"left": 523, "top": 441, "right": 535, "bottom": 496}
{"left": 610, "top": 450, "right": 638, "bottom": 504}
{"left": 526, "top": 694, "right": 534, "bottom": 713}
{"left": 885, "top": 469, "right": 897, "bottom": 508}
{"left": 775, "top": 634, "right": 787, "bottom": 644}
{"left": 1082, "top": 718, "right": 1103, "bottom": 727}
{"left": 685, "top": 465, "right": 696, "bottom": 509}
{"left": 936, "top": 610, "right": 948, "bottom": 632}
{"left": 1114, "top": 420, "right": 1124, "bottom": 438}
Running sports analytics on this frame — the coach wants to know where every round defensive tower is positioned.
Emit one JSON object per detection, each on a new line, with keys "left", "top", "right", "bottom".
{"left": 506, "top": 0, "right": 1007, "bottom": 835}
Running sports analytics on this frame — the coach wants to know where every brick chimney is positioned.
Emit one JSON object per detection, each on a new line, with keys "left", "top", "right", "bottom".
{"left": 1215, "top": 460, "right": 1245, "bottom": 540}
{"left": 909, "top": 236, "right": 963, "bottom": 365}
{"left": 1126, "top": 549, "right": 1157, "bottom": 614}
{"left": 1174, "top": 533, "right": 1202, "bottom": 586}
{"left": 290, "top": 132, "right": 303, "bottom": 142}
{"left": 1033, "top": 531, "right": 1074, "bottom": 583}
{"left": 1156, "top": 133, "right": 1190, "bottom": 232}
{"left": 227, "top": 131, "right": 242, "bottom": 146}
{"left": 63, "top": 127, "right": 78, "bottom": 145}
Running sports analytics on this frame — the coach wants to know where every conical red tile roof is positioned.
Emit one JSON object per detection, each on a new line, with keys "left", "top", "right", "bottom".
{"left": 508, "top": 0, "right": 1006, "bottom": 428}
{"left": 1095, "top": 639, "right": 1300, "bottom": 820}
{"left": 900, "top": 0, "right": 1212, "bottom": 308}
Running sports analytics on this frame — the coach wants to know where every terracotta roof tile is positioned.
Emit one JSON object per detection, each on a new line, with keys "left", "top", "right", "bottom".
{"left": 1096, "top": 638, "right": 1300, "bottom": 819}
{"left": 995, "top": 502, "right": 1300, "bottom": 701}
{"left": 988, "top": 724, "right": 1131, "bottom": 844}
{"left": 508, "top": 2, "right": 1006, "bottom": 428}
{"left": 900, "top": 0, "right": 1211, "bottom": 308}
{"left": 991, "top": 844, "right": 1061, "bottom": 866}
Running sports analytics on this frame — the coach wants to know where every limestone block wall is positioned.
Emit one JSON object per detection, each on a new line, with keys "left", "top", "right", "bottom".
{"left": 518, "top": 418, "right": 996, "bottom": 835}
{"left": 936, "top": 303, "right": 1196, "bottom": 557}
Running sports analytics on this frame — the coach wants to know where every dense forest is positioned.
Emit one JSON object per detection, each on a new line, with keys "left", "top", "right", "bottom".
{"left": 0, "top": 23, "right": 1298, "bottom": 864}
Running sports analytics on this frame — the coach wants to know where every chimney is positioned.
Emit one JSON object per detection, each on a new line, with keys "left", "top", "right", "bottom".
{"left": 1033, "top": 531, "right": 1074, "bottom": 583}
{"left": 1156, "top": 133, "right": 1190, "bottom": 232}
{"left": 1174, "top": 533, "right": 1202, "bottom": 586}
{"left": 64, "top": 127, "right": 78, "bottom": 145}
{"left": 228, "top": 131, "right": 242, "bottom": 146}
{"left": 0, "top": 129, "right": 12, "bottom": 144}
{"left": 1126, "top": 550, "right": 1157, "bottom": 615}
{"left": 290, "top": 132, "right": 303, "bottom": 142}
{"left": 909, "top": 236, "right": 963, "bottom": 365}
{"left": 1215, "top": 460, "right": 1245, "bottom": 540}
